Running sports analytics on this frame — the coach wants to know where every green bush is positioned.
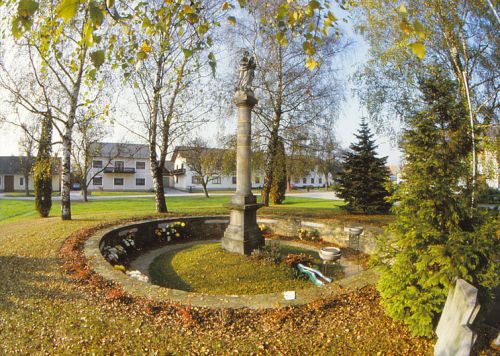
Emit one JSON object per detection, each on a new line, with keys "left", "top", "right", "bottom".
{"left": 373, "top": 69, "right": 500, "bottom": 337}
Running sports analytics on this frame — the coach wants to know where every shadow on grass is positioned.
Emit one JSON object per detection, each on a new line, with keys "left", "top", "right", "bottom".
{"left": 149, "top": 251, "right": 193, "bottom": 292}
{"left": 0, "top": 255, "right": 80, "bottom": 310}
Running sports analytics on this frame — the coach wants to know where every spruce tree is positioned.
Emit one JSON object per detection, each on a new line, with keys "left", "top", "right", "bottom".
{"left": 336, "top": 119, "right": 391, "bottom": 213}
{"left": 34, "top": 116, "right": 53, "bottom": 217}
{"left": 374, "top": 69, "right": 499, "bottom": 337}
{"left": 270, "top": 139, "right": 287, "bottom": 204}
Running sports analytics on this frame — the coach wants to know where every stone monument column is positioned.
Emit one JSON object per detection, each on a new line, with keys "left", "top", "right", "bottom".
{"left": 221, "top": 52, "right": 264, "bottom": 255}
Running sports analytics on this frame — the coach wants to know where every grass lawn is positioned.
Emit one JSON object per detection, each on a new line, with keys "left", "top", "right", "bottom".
{"left": 0, "top": 194, "right": 437, "bottom": 354}
{"left": 3, "top": 191, "right": 60, "bottom": 197}
{"left": 149, "top": 242, "right": 315, "bottom": 294}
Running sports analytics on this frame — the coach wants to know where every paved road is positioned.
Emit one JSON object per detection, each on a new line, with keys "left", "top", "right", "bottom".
{"left": 0, "top": 189, "right": 341, "bottom": 201}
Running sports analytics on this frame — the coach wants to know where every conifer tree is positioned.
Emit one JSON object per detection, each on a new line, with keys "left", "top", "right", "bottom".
{"left": 336, "top": 119, "right": 391, "bottom": 213}
{"left": 34, "top": 116, "right": 53, "bottom": 217}
{"left": 374, "top": 69, "right": 499, "bottom": 337}
{"left": 270, "top": 139, "right": 287, "bottom": 205}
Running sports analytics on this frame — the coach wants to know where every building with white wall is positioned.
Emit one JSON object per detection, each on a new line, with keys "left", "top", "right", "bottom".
{"left": 167, "top": 146, "right": 328, "bottom": 191}
{"left": 87, "top": 143, "right": 153, "bottom": 192}
{"left": 0, "top": 156, "right": 61, "bottom": 193}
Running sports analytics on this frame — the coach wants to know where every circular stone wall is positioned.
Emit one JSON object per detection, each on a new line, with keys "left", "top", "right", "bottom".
{"left": 84, "top": 216, "right": 378, "bottom": 309}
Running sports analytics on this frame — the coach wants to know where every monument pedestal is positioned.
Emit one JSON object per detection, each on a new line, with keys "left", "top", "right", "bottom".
{"left": 221, "top": 88, "right": 264, "bottom": 255}
{"left": 222, "top": 194, "right": 263, "bottom": 255}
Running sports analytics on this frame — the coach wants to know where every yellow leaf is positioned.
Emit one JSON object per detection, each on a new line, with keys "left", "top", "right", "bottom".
{"left": 221, "top": 1, "right": 231, "bottom": 11}
{"left": 140, "top": 42, "right": 152, "bottom": 53}
{"left": 228, "top": 16, "right": 236, "bottom": 26}
{"left": 56, "top": 0, "right": 80, "bottom": 22}
{"left": 306, "top": 57, "right": 319, "bottom": 70}
{"left": 398, "top": 4, "right": 407, "bottom": 14}
{"left": 83, "top": 22, "right": 93, "bottom": 47}
{"left": 409, "top": 41, "right": 426, "bottom": 59}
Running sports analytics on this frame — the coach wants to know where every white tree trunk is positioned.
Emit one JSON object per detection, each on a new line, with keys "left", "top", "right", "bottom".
{"left": 61, "top": 127, "right": 72, "bottom": 220}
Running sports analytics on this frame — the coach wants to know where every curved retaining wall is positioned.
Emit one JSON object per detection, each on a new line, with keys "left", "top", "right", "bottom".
{"left": 84, "top": 216, "right": 380, "bottom": 309}
{"left": 257, "top": 216, "right": 383, "bottom": 254}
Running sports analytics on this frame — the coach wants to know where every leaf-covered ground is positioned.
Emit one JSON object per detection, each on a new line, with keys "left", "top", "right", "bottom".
{"left": 0, "top": 197, "right": 435, "bottom": 353}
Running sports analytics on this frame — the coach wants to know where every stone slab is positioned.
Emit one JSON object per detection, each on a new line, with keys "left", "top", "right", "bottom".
{"left": 434, "top": 279, "right": 481, "bottom": 356}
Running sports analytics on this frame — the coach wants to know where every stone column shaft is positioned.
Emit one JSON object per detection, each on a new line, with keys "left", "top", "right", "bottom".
{"left": 236, "top": 101, "right": 252, "bottom": 196}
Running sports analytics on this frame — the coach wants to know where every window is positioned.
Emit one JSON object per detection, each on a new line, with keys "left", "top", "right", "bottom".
{"left": 192, "top": 176, "right": 203, "bottom": 185}
{"left": 232, "top": 176, "right": 237, "bottom": 184}
{"left": 175, "top": 176, "right": 178, "bottom": 183}
{"left": 319, "top": 177, "right": 323, "bottom": 184}
{"left": 92, "top": 160, "right": 102, "bottom": 168}
{"left": 136, "top": 178, "right": 145, "bottom": 186}
{"left": 93, "top": 177, "right": 102, "bottom": 186}
{"left": 114, "top": 161, "right": 124, "bottom": 170}
{"left": 212, "top": 176, "right": 221, "bottom": 184}
{"left": 20, "top": 177, "right": 24, "bottom": 186}
{"left": 255, "top": 176, "right": 260, "bottom": 184}
{"left": 114, "top": 178, "right": 124, "bottom": 186}
{"left": 311, "top": 178, "right": 315, "bottom": 184}
{"left": 136, "top": 161, "right": 146, "bottom": 170}
{"left": 0, "top": 177, "right": 2, "bottom": 186}
{"left": 302, "top": 178, "right": 307, "bottom": 184}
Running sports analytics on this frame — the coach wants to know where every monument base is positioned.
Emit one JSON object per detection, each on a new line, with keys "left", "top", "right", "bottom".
{"left": 221, "top": 194, "right": 264, "bottom": 255}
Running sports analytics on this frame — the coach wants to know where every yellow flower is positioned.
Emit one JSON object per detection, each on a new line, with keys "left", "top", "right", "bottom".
{"left": 114, "top": 265, "right": 126, "bottom": 273}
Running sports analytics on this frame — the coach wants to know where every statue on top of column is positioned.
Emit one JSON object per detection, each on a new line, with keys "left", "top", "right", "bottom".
{"left": 236, "top": 51, "right": 256, "bottom": 93}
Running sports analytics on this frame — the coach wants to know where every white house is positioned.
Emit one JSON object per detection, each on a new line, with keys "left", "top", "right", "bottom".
{"left": 167, "top": 146, "right": 328, "bottom": 191}
{"left": 87, "top": 143, "right": 153, "bottom": 192}
{"left": 0, "top": 156, "right": 61, "bottom": 193}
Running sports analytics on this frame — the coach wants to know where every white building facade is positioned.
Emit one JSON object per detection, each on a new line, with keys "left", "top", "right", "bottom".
{"left": 167, "top": 147, "right": 328, "bottom": 192}
{"left": 87, "top": 143, "right": 153, "bottom": 192}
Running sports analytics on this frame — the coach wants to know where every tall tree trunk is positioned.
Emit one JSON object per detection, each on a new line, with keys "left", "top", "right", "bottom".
{"left": 61, "top": 127, "right": 72, "bottom": 220}
{"left": 60, "top": 42, "right": 87, "bottom": 220}
{"left": 151, "top": 160, "right": 167, "bottom": 213}
{"left": 34, "top": 115, "right": 53, "bottom": 217}
{"left": 261, "top": 46, "right": 283, "bottom": 207}
{"left": 149, "top": 55, "right": 168, "bottom": 213}
{"left": 82, "top": 181, "right": 88, "bottom": 202}
{"left": 261, "top": 125, "right": 280, "bottom": 206}
{"left": 287, "top": 176, "right": 292, "bottom": 192}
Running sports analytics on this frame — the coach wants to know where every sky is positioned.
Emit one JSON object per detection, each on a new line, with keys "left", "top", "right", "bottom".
{"left": 0, "top": 14, "right": 402, "bottom": 167}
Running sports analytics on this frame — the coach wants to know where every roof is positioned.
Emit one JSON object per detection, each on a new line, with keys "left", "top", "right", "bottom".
{"left": 171, "top": 146, "right": 229, "bottom": 162}
{"left": 0, "top": 156, "right": 34, "bottom": 175}
{"left": 0, "top": 156, "right": 61, "bottom": 175}
{"left": 90, "top": 142, "right": 150, "bottom": 159}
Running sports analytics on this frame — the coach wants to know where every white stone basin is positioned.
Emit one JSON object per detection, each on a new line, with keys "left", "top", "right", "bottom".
{"left": 349, "top": 227, "right": 364, "bottom": 236}
{"left": 319, "top": 247, "right": 341, "bottom": 262}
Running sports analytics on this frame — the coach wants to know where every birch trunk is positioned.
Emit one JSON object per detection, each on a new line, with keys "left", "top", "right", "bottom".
{"left": 61, "top": 126, "right": 72, "bottom": 220}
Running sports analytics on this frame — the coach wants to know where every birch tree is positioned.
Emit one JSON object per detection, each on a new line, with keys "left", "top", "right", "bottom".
{"left": 1, "top": 0, "right": 110, "bottom": 219}
{"left": 116, "top": 0, "right": 219, "bottom": 213}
